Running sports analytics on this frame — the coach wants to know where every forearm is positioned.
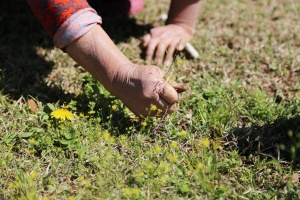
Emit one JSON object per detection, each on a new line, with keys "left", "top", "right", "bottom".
{"left": 65, "top": 25, "right": 132, "bottom": 96}
{"left": 167, "top": 0, "right": 202, "bottom": 34}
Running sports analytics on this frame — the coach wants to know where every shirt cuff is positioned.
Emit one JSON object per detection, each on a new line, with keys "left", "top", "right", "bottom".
{"left": 53, "top": 8, "right": 102, "bottom": 49}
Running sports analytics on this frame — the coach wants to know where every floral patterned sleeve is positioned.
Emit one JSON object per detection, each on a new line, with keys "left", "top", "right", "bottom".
{"left": 27, "top": 0, "right": 102, "bottom": 49}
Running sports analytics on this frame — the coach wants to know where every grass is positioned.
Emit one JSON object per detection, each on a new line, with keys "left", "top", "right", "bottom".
{"left": 0, "top": 0, "right": 300, "bottom": 199}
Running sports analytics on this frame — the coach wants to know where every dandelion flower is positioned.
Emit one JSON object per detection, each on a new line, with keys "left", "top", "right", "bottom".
{"left": 170, "top": 141, "right": 178, "bottom": 148}
{"left": 178, "top": 130, "right": 187, "bottom": 137}
{"left": 154, "top": 145, "right": 162, "bottom": 154}
{"left": 141, "top": 121, "right": 147, "bottom": 127}
{"left": 103, "top": 131, "right": 110, "bottom": 139}
{"left": 201, "top": 138, "right": 210, "bottom": 148}
{"left": 167, "top": 154, "right": 178, "bottom": 163}
{"left": 50, "top": 109, "right": 73, "bottom": 120}
{"left": 196, "top": 162, "right": 204, "bottom": 170}
{"left": 29, "top": 171, "right": 38, "bottom": 180}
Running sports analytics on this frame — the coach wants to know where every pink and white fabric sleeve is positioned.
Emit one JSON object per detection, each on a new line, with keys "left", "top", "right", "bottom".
{"left": 54, "top": 8, "right": 102, "bottom": 49}
{"left": 27, "top": 0, "right": 102, "bottom": 49}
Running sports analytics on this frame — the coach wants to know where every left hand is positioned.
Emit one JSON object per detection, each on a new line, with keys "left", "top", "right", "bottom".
{"left": 142, "top": 24, "right": 193, "bottom": 67}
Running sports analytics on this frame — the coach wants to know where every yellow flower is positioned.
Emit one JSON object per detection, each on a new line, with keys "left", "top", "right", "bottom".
{"left": 170, "top": 141, "right": 178, "bottom": 148}
{"left": 50, "top": 109, "right": 73, "bottom": 120}
{"left": 124, "top": 188, "right": 133, "bottom": 197}
{"left": 141, "top": 121, "right": 147, "bottom": 127}
{"left": 196, "top": 162, "right": 204, "bottom": 170}
{"left": 8, "top": 182, "right": 19, "bottom": 189}
{"left": 111, "top": 105, "right": 117, "bottom": 111}
{"left": 29, "top": 171, "right": 38, "bottom": 180}
{"left": 132, "top": 188, "right": 140, "bottom": 196}
{"left": 136, "top": 171, "right": 144, "bottom": 177}
{"left": 103, "top": 131, "right": 110, "bottom": 139}
{"left": 178, "top": 130, "right": 187, "bottom": 137}
{"left": 201, "top": 138, "right": 210, "bottom": 148}
{"left": 108, "top": 136, "right": 116, "bottom": 143}
{"left": 167, "top": 154, "right": 178, "bottom": 163}
{"left": 28, "top": 138, "right": 37, "bottom": 145}
{"left": 150, "top": 104, "right": 157, "bottom": 111}
{"left": 154, "top": 145, "right": 162, "bottom": 154}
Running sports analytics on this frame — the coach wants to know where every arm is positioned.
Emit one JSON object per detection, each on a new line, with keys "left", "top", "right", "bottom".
{"left": 167, "top": 0, "right": 202, "bottom": 35}
{"left": 27, "top": 0, "right": 182, "bottom": 117}
{"left": 66, "top": 25, "right": 179, "bottom": 117}
{"left": 143, "top": 0, "right": 201, "bottom": 66}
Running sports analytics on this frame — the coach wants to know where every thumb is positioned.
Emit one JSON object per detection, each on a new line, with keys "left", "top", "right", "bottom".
{"left": 169, "top": 82, "right": 187, "bottom": 93}
{"left": 160, "top": 83, "right": 178, "bottom": 104}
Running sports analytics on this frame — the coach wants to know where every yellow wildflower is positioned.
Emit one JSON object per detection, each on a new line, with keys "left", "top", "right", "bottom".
{"left": 154, "top": 145, "right": 162, "bottom": 154}
{"left": 50, "top": 109, "right": 73, "bottom": 120}
{"left": 141, "top": 121, "right": 147, "bottom": 127}
{"left": 178, "top": 130, "right": 187, "bottom": 137}
{"left": 136, "top": 171, "right": 144, "bottom": 177}
{"left": 170, "top": 141, "right": 178, "bottom": 148}
{"left": 201, "top": 138, "right": 210, "bottom": 148}
{"left": 124, "top": 188, "right": 133, "bottom": 197}
{"left": 111, "top": 105, "right": 117, "bottom": 111}
{"left": 196, "top": 162, "right": 204, "bottom": 170}
{"left": 8, "top": 182, "right": 19, "bottom": 189}
{"left": 108, "top": 136, "right": 116, "bottom": 143}
{"left": 103, "top": 131, "right": 110, "bottom": 139}
{"left": 150, "top": 104, "right": 157, "bottom": 111}
{"left": 167, "top": 154, "right": 178, "bottom": 163}
{"left": 28, "top": 138, "right": 37, "bottom": 145}
{"left": 132, "top": 188, "right": 140, "bottom": 196}
{"left": 29, "top": 171, "right": 38, "bottom": 180}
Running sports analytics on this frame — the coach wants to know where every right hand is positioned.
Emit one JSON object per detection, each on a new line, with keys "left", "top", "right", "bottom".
{"left": 111, "top": 64, "right": 186, "bottom": 117}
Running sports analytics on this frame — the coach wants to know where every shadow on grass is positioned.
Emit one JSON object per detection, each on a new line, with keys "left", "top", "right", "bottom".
{"left": 227, "top": 115, "right": 300, "bottom": 168}
{"left": 88, "top": 0, "right": 153, "bottom": 44}
{"left": 0, "top": 0, "right": 59, "bottom": 102}
{"left": 0, "top": 0, "right": 145, "bottom": 132}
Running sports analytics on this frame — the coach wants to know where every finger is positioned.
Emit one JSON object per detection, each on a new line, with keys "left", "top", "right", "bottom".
{"left": 154, "top": 42, "right": 168, "bottom": 65}
{"left": 163, "top": 42, "right": 177, "bottom": 67}
{"left": 142, "top": 34, "right": 151, "bottom": 47}
{"left": 160, "top": 83, "right": 178, "bottom": 104}
{"left": 156, "top": 98, "right": 176, "bottom": 117}
{"left": 176, "top": 43, "right": 185, "bottom": 51}
{"left": 169, "top": 82, "right": 187, "bottom": 93}
{"left": 146, "top": 38, "right": 160, "bottom": 61}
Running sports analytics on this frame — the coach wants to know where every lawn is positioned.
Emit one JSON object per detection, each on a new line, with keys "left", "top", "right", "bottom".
{"left": 0, "top": 0, "right": 300, "bottom": 199}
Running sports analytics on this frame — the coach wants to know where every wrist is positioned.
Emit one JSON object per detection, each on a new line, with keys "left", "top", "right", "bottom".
{"left": 166, "top": 22, "right": 195, "bottom": 35}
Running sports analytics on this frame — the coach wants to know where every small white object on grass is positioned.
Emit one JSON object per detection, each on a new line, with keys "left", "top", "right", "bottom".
{"left": 157, "top": 13, "right": 200, "bottom": 59}
{"left": 185, "top": 43, "right": 200, "bottom": 59}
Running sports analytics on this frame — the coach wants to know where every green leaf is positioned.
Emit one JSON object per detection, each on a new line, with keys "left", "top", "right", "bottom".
{"left": 64, "top": 132, "right": 74, "bottom": 140}
{"left": 3, "top": 134, "right": 16, "bottom": 144}
{"left": 59, "top": 139, "right": 69, "bottom": 145}
{"left": 18, "top": 132, "right": 34, "bottom": 138}
{"left": 46, "top": 103, "right": 56, "bottom": 111}
{"left": 179, "top": 183, "right": 190, "bottom": 193}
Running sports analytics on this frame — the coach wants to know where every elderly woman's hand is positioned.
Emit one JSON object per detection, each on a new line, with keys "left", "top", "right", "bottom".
{"left": 142, "top": 24, "right": 193, "bottom": 67}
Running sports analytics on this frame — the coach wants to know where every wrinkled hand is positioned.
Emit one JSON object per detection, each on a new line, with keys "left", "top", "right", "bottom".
{"left": 142, "top": 24, "right": 193, "bottom": 66}
{"left": 111, "top": 64, "right": 186, "bottom": 117}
